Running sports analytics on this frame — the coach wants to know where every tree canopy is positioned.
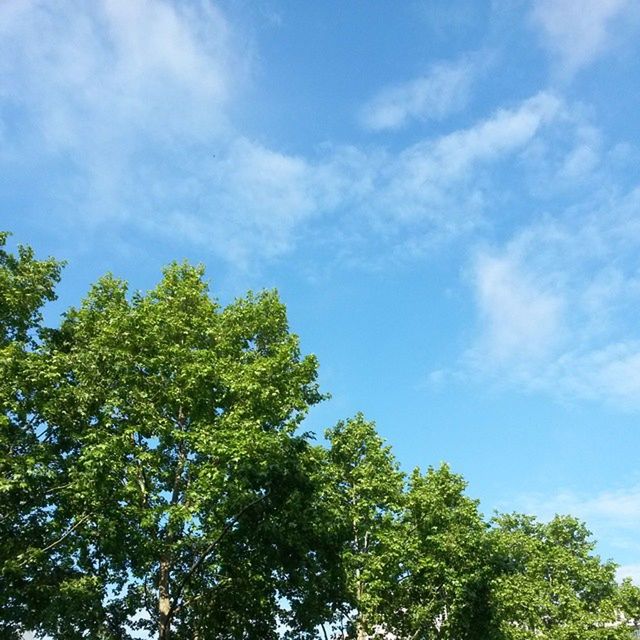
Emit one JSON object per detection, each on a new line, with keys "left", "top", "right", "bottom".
{"left": 1, "top": 232, "right": 639, "bottom": 640}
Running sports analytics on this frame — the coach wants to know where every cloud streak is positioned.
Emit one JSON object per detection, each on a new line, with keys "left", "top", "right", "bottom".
{"left": 0, "top": 0, "right": 565, "bottom": 271}
{"left": 359, "top": 58, "right": 476, "bottom": 131}
{"left": 466, "top": 183, "right": 640, "bottom": 408}
{"left": 472, "top": 252, "right": 564, "bottom": 364}
{"left": 0, "top": 0, "right": 240, "bottom": 149}
{"left": 358, "top": 92, "right": 562, "bottom": 249}
{"left": 531, "top": 0, "right": 635, "bottom": 74}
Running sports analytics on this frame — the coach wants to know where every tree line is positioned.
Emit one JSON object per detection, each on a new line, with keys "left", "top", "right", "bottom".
{"left": 2, "top": 231, "right": 639, "bottom": 640}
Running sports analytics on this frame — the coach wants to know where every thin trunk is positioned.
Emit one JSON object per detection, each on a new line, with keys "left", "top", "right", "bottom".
{"left": 171, "top": 406, "right": 187, "bottom": 507}
{"left": 158, "top": 556, "right": 172, "bottom": 640}
{"left": 355, "top": 589, "right": 367, "bottom": 640}
{"left": 355, "top": 529, "right": 369, "bottom": 640}
{"left": 159, "top": 408, "right": 186, "bottom": 639}
{"left": 355, "top": 560, "right": 367, "bottom": 640}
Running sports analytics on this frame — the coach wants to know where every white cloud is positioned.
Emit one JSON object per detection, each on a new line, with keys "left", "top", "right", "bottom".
{"left": 0, "top": 0, "right": 240, "bottom": 149}
{"left": 466, "top": 185, "right": 640, "bottom": 408}
{"left": 146, "top": 138, "right": 354, "bottom": 268}
{"left": 0, "top": 0, "right": 249, "bottom": 237}
{"left": 366, "top": 92, "right": 562, "bottom": 238}
{"left": 420, "top": 92, "right": 560, "bottom": 177}
{"left": 531, "top": 0, "right": 635, "bottom": 74}
{"left": 144, "top": 88, "right": 564, "bottom": 267}
{"left": 0, "top": 1, "right": 327, "bottom": 266}
{"left": 472, "top": 252, "right": 564, "bottom": 363}
{"left": 545, "top": 343, "right": 640, "bottom": 407}
{"left": 207, "top": 91, "right": 562, "bottom": 266}
{"left": 526, "top": 485, "right": 640, "bottom": 526}
{"left": 197, "top": 91, "right": 562, "bottom": 265}
{"left": 359, "top": 58, "right": 476, "bottom": 131}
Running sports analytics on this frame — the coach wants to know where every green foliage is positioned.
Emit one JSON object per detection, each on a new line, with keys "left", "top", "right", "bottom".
{"left": 0, "top": 232, "right": 64, "bottom": 639}
{"left": 390, "top": 465, "right": 492, "bottom": 639}
{"left": 0, "top": 231, "right": 63, "bottom": 346}
{"left": 324, "top": 414, "right": 405, "bottom": 638}
{"left": 1, "top": 232, "right": 638, "bottom": 640}
{"left": 1, "top": 241, "right": 333, "bottom": 639}
{"left": 488, "top": 514, "right": 633, "bottom": 639}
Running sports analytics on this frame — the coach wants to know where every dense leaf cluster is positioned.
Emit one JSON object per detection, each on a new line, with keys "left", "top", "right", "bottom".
{"left": 1, "top": 233, "right": 639, "bottom": 640}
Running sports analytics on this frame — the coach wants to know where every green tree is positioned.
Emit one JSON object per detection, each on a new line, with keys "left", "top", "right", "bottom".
{"left": 2, "top": 242, "right": 336, "bottom": 639}
{"left": 0, "top": 232, "right": 64, "bottom": 638}
{"left": 616, "top": 578, "right": 640, "bottom": 632}
{"left": 488, "top": 513, "right": 633, "bottom": 639}
{"left": 324, "top": 414, "right": 405, "bottom": 640}
{"left": 389, "top": 465, "right": 491, "bottom": 640}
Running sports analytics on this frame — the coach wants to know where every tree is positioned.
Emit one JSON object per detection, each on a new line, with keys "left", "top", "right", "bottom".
{"left": 616, "top": 578, "right": 640, "bottom": 633}
{"left": 324, "top": 414, "right": 405, "bottom": 639}
{"left": 0, "top": 232, "right": 64, "bottom": 638}
{"left": 2, "top": 244, "right": 336, "bottom": 639}
{"left": 488, "top": 513, "right": 634, "bottom": 639}
{"left": 389, "top": 465, "right": 491, "bottom": 640}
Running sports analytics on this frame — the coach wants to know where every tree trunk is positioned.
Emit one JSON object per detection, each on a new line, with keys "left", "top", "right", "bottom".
{"left": 158, "top": 557, "right": 172, "bottom": 640}
{"left": 356, "top": 566, "right": 367, "bottom": 640}
{"left": 355, "top": 529, "right": 369, "bottom": 640}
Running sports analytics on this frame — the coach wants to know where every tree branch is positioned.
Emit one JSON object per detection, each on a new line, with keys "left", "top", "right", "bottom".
{"left": 19, "top": 513, "right": 90, "bottom": 566}
{"left": 170, "top": 406, "right": 187, "bottom": 507}
{"left": 130, "top": 433, "right": 151, "bottom": 510}
{"left": 171, "top": 593, "right": 204, "bottom": 618}
{"left": 169, "top": 489, "right": 271, "bottom": 618}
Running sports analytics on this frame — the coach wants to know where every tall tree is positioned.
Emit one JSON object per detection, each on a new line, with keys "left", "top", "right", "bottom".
{"left": 324, "top": 414, "right": 405, "bottom": 639}
{"left": 3, "top": 248, "right": 336, "bottom": 639}
{"left": 388, "top": 464, "right": 491, "bottom": 640}
{"left": 0, "top": 232, "right": 64, "bottom": 638}
{"left": 488, "top": 513, "right": 635, "bottom": 639}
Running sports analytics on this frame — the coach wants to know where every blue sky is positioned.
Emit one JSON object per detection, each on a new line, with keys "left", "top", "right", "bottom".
{"left": 2, "top": 0, "right": 640, "bottom": 580}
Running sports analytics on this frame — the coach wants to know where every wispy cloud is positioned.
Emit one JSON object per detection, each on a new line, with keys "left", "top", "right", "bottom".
{"left": 152, "top": 91, "right": 562, "bottom": 266}
{"left": 0, "top": 0, "right": 241, "bottom": 149}
{"left": 472, "top": 251, "right": 564, "bottom": 364}
{"left": 531, "top": 0, "right": 636, "bottom": 75}
{"left": 295, "top": 92, "right": 563, "bottom": 268}
{"left": 0, "top": 0, "right": 249, "bottom": 235}
{"left": 406, "top": 92, "right": 560, "bottom": 178}
{"left": 359, "top": 58, "right": 477, "bottom": 131}
{"left": 362, "top": 92, "right": 561, "bottom": 239}
{"left": 523, "top": 485, "right": 640, "bottom": 526}
{"left": 0, "top": 0, "right": 564, "bottom": 273}
{"left": 466, "top": 182, "right": 640, "bottom": 408}
{"left": 0, "top": 0, "right": 326, "bottom": 266}
{"left": 144, "top": 138, "right": 358, "bottom": 268}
